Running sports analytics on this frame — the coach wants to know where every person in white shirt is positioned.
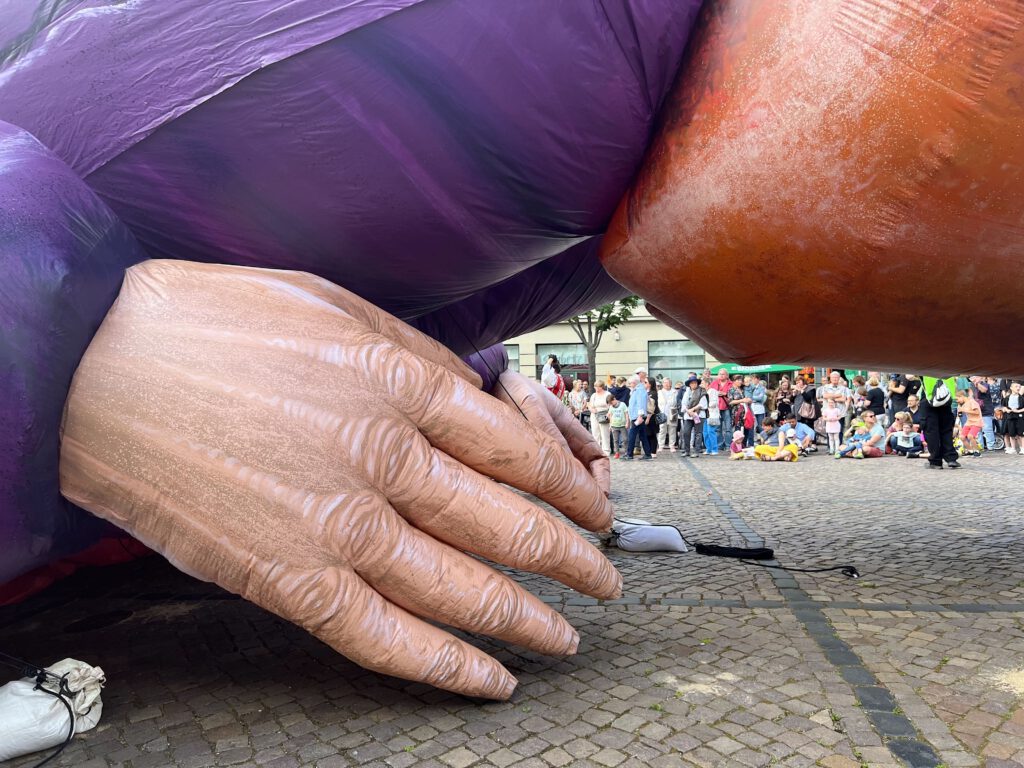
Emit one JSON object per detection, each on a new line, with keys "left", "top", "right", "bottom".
{"left": 657, "top": 378, "right": 678, "bottom": 451}
{"left": 589, "top": 381, "right": 612, "bottom": 453}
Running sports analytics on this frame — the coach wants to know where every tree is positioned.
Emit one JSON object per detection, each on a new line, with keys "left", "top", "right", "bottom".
{"left": 567, "top": 296, "right": 642, "bottom": 385}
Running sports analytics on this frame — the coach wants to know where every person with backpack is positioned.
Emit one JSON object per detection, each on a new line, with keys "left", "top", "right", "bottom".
{"left": 919, "top": 375, "right": 961, "bottom": 469}
{"left": 728, "top": 375, "right": 756, "bottom": 448}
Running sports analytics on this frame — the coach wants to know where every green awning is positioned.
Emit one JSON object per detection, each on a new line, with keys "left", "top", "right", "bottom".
{"left": 710, "top": 363, "right": 801, "bottom": 374}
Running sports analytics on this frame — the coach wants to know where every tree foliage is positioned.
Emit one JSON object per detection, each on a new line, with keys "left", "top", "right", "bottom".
{"left": 567, "top": 296, "right": 642, "bottom": 384}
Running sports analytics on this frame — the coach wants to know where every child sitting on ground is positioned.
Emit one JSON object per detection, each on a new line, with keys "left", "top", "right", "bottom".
{"left": 729, "top": 429, "right": 756, "bottom": 460}
{"left": 835, "top": 420, "right": 869, "bottom": 459}
{"left": 889, "top": 420, "right": 924, "bottom": 458}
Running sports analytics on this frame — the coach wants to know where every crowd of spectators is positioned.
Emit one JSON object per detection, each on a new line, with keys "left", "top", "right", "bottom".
{"left": 541, "top": 356, "right": 1024, "bottom": 466}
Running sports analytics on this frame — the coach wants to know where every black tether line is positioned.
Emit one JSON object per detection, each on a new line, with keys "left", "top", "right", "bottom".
{"left": 441, "top": 307, "right": 530, "bottom": 422}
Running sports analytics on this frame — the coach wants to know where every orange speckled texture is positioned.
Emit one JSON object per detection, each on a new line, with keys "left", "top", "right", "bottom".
{"left": 59, "top": 260, "right": 619, "bottom": 700}
{"left": 602, "top": 0, "right": 1024, "bottom": 376}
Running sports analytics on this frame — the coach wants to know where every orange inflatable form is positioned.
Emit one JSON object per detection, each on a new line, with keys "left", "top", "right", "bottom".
{"left": 60, "top": 261, "right": 619, "bottom": 700}
{"left": 602, "top": 0, "right": 1024, "bottom": 377}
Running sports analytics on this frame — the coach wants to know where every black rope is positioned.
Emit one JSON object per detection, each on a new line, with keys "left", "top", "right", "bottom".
{"left": 738, "top": 560, "right": 860, "bottom": 579}
{"left": 0, "top": 651, "right": 78, "bottom": 767}
{"left": 30, "top": 678, "right": 75, "bottom": 767}
{"left": 675, "top": 538, "right": 859, "bottom": 579}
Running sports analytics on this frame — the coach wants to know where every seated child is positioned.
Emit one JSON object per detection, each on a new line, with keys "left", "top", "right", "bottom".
{"left": 729, "top": 429, "right": 757, "bottom": 460}
{"left": 889, "top": 421, "right": 924, "bottom": 457}
{"left": 835, "top": 421, "right": 869, "bottom": 459}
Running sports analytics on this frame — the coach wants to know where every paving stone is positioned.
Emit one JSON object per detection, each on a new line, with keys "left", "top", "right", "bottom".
{"left": 5, "top": 455, "right": 1024, "bottom": 768}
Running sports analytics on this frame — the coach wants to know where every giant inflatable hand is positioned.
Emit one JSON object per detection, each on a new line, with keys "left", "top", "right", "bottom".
{"left": 492, "top": 372, "right": 611, "bottom": 498}
{"left": 60, "top": 260, "right": 620, "bottom": 699}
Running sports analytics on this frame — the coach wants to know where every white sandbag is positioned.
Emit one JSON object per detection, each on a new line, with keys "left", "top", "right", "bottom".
{"left": 0, "top": 658, "right": 105, "bottom": 761}
{"left": 612, "top": 518, "right": 688, "bottom": 553}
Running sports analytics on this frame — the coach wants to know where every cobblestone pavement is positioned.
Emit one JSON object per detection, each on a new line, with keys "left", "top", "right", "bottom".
{"left": 3, "top": 450, "right": 1024, "bottom": 768}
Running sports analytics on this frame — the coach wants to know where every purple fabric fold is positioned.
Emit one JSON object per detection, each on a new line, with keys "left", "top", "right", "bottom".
{"left": 463, "top": 345, "right": 510, "bottom": 393}
{"left": 0, "top": 0, "right": 702, "bottom": 589}
{"left": 0, "top": 121, "right": 148, "bottom": 584}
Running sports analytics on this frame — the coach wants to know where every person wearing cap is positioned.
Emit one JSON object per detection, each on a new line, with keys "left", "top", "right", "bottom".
{"left": 677, "top": 375, "right": 707, "bottom": 458}
{"left": 782, "top": 413, "right": 816, "bottom": 452}
{"left": 624, "top": 374, "right": 652, "bottom": 460}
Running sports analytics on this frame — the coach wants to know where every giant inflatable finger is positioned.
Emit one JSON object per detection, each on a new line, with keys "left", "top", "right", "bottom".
{"left": 602, "top": 0, "right": 1024, "bottom": 376}
{"left": 60, "top": 260, "right": 621, "bottom": 699}
{"left": 491, "top": 371, "right": 612, "bottom": 497}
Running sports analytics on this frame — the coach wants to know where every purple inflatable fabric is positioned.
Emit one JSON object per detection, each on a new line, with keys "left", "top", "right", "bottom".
{"left": 463, "top": 345, "right": 510, "bottom": 394}
{"left": 0, "top": 121, "right": 148, "bottom": 584}
{"left": 0, "top": 0, "right": 702, "bottom": 587}
{"left": 0, "top": 0, "right": 700, "bottom": 325}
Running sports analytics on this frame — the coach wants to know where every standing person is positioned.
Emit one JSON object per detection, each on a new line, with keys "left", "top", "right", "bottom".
{"left": 541, "top": 355, "right": 566, "bottom": 402}
{"left": 645, "top": 379, "right": 662, "bottom": 457}
{"left": 794, "top": 377, "right": 817, "bottom": 432}
{"left": 972, "top": 377, "right": 998, "bottom": 451}
{"left": 579, "top": 380, "right": 592, "bottom": 430}
{"left": 864, "top": 376, "right": 886, "bottom": 425}
{"left": 822, "top": 399, "right": 843, "bottom": 455}
{"left": 728, "top": 375, "right": 755, "bottom": 448}
{"left": 708, "top": 369, "right": 733, "bottom": 448}
{"left": 774, "top": 378, "right": 794, "bottom": 421}
{"left": 748, "top": 374, "right": 768, "bottom": 441}
{"left": 1002, "top": 381, "right": 1024, "bottom": 455}
{"left": 956, "top": 389, "right": 983, "bottom": 457}
{"left": 704, "top": 386, "right": 721, "bottom": 455}
{"left": 679, "top": 375, "right": 707, "bottom": 458}
{"left": 657, "top": 378, "right": 678, "bottom": 452}
{"left": 568, "top": 379, "right": 587, "bottom": 422}
{"left": 608, "top": 396, "right": 629, "bottom": 458}
{"left": 920, "top": 375, "right": 961, "bottom": 469}
{"left": 609, "top": 376, "right": 630, "bottom": 407}
{"left": 887, "top": 373, "right": 920, "bottom": 416}
{"left": 818, "top": 371, "right": 851, "bottom": 435}
{"left": 624, "top": 375, "right": 652, "bottom": 461}
{"left": 589, "top": 381, "right": 612, "bottom": 454}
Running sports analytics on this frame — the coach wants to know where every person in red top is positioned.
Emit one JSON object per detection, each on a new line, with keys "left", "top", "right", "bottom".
{"left": 707, "top": 369, "right": 733, "bottom": 447}
{"left": 541, "top": 355, "right": 567, "bottom": 404}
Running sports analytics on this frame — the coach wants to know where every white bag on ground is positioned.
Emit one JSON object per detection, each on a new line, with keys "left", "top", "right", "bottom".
{"left": 612, "top": 518, "right": 688, "bottom": 553}
{"left": 0, "top": 658, "right": 105, "bottom": 761}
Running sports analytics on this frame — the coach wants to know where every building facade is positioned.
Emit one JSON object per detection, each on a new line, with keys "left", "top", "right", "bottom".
{"left": 503, "top": 305, "right": 719, "bottom": 385}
